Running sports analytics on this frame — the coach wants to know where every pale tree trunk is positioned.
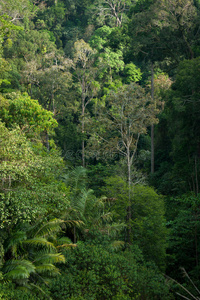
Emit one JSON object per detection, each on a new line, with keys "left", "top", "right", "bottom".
{"left": 151, "top": 63, "right": 155, "bottom": 174}
{"left": 126, "top": 134, "right": 140, "bottom": 244}
{"left": 127, "top": 146, "right": 132, "bottom": 244}
{"left": 82, "top": 96, "right": 85, "bottom": 167}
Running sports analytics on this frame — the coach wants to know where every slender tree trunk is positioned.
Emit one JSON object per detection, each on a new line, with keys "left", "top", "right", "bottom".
{"left": 82, "top": 99, "right": 85, "bottom": 167}
{"left": 30, "top": 83, "right": 32, "bottom": 97}
{"left": 82, "top": 139, "right": 85, "bottom": 167}
{"left": 151, "top": 63, "right": 155, "bottom": 174}
{"left": 52, "top": 83, "right": 55, "bottom": 115}
{"left": 194, "top": 209, "right": 198, "bottom": 268}
{"left": 195, "top": 155, "right": 199, "bottom": 195}
{"left": 127, "top": 146, "right": 132, "bottom": 244}
{"left": 74, "top": 226, "right": 76, "bottom": 243}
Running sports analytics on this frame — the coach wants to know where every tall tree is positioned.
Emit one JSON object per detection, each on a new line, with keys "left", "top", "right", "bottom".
{"left": 71, "top": 39, "right": 100, "bottom": 167}
{"left": 165, "top": 57, "right": 200, "bottom": 194}
{"left": 89, "top": 83, "right": 158, "bottom": 242}
{"left": 88, "top": 0, "right": 135, "bottom": 27}
{"left": 128, "top": 0, "right": 200, "bottom": 174}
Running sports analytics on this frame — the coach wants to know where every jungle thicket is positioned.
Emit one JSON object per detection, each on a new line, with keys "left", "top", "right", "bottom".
{"left": 1, "top": 0, "right": 200, "bottom": 299}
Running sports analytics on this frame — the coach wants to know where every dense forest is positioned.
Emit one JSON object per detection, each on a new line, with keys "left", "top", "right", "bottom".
{"left": 0, "top": 0, "right": 200, "bottom": 299}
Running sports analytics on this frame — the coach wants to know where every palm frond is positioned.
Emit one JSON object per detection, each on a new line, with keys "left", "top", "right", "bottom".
{"left": 33, "top": 219, "right": 65, "bottom": 238}
{"left": 97, "top": 222, "right": 126, "bottom": 237}
{"left": 57, "top": 243, "right": 77, "bottom": 249}
{"left": 106, "top": 222, "right": 126, "bottom": 236}
{"left": 3, "top": 259, "right": 35, "bottom": 280}
{"left": 57, "top": 237, "right": 73, "bottom": 245}
{"left": 3, "top": 259, "right": 35, "bottom": 273}
{"left": 92, "top": 212, "right": 113, "bottom": 227}
{"left": 23, "top": 238, "right": 56, "bottom": 250}
{"left": 56, "top": 237, "right": 76, "bottom": 249}
{"left": 35, "top": 264, "right": 60, "bottom": 276}
{"left": 5, "top": 231, "right": 27, "bottom": 257}
{"left": 110, "top": 240, "right": 125, "bottom": 251}
{"left": 4, "top": 267, "right": 30, "bottom": 280}
{"left": 65, "top": 219, "right": 84, "bottom": 227}
{"left": 33, "top": 253, "right": 65, "bottom": 265}
{"left": 101, "top": 212, "right": 113, "bottom": 222}
{"left": 62, "top": 166, "right": 87, "bottom": 193}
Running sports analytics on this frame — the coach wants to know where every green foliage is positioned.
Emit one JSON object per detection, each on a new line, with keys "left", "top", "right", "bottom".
{"left": 0, "top": 93, "right": 57, "bottom": 136}
{"left": 131, "top": 185, "right": 167, "bottom": 270}
{"left": 89, "top": 25, "right": 126, "bottom": 81}
{"left": 87, "top": 0, "right": 134, "bottom": 27}
{"left": 160, "top": 57, "right": 200, "bottom": 194}
{"left": 1, "top": 0, "right": 200, "bottom": 298}
{"left": 124, "top": 63, "right": 142, "bottom": 83}
{"left": 0, "top": 14, "right": 22, "bottom": 90}
{"left": 0, "top": 218, "right": 69, "bottom": 294}
{"left": 62, "top": 167, "right": 123, "bottom": 242}
{"left": 0, "top": 281, "right": 40, "bottom": 300}
{"left": 88, "top": 83, "right": 158, "bottom": 171}
{"left": 166, "top": 193, "right": 200, "bottom": 281}
{"left": 129, "top": 0, "right": 200, "bottom": 63}
{"left": 0, "top": 0, "right": 34, "bottom": 24}
{"left": 49, "top": 240, "right": 172, "bottom": 299}
{"left": 103, "top": 177, "right": 167, "bottom": 269}
{"left": 0, "top": 121, "right": 69, "bottom": 228}
{"left": 34, "top": 1, "right": 66, "bottom": 47}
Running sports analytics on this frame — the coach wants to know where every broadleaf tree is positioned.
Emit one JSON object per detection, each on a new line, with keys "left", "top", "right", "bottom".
{"left": 71, "top": 39, "right": 100, "bottom": 167}
{"left": 88, "top": 83, "right": 158, "bottom": 242}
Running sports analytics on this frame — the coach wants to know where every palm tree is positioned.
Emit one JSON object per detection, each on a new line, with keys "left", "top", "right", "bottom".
{"left": 62, "top": 167, "right": 126, "bottom": 242}
{"left": 1, "top": 218, "right": 78, "bottom": 297}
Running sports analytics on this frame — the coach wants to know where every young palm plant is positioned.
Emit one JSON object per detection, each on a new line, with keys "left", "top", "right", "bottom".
{"left": 62, "top": 166, "right": 126, "bottom": 242}
{"left": 1, "top": 218, "right": 77, "bottom": 297}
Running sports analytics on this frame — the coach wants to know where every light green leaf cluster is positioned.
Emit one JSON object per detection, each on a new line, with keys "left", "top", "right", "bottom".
{"left": 0, "top": 119, "right": 70, "bottom": 228}
{"left": 0, "top": 93, "right": 57, "bottom": 136}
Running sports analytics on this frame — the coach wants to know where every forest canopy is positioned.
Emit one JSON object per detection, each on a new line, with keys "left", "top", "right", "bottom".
{"left": 1, "top": 0, "right": 200, "bottom": 299}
